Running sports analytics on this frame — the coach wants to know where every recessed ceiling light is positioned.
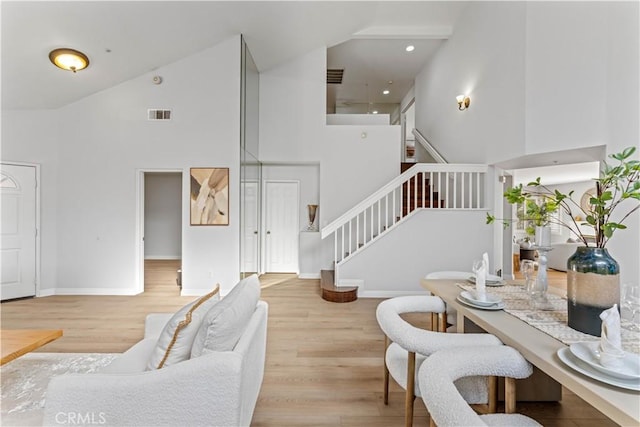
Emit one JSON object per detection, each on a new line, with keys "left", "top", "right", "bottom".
{"left": 372, "top": 110, "right": 379, "bottom": 114}
{"left": 49, "top": 48, "right": 89, "bottom": 73}
{"left": 405, "top": 45, "right": 415, "bottom": 52}
{"left": 383, "top": 90, "right": 390, "bottom": 95}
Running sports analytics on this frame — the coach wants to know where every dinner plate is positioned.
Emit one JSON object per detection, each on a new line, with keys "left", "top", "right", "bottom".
{"left": 459, "top": 290, "right": 502, "bottom": 307}
{"left": 557, "top": 347, "right": 640, "bottom": 391}
{"left": 569, "top": 342, "right": 640, "bottom": 380}
{"left": 456, "top": 295, "right": 505, "bottom": 311}
{"left": 467, "top": 275, "right": 505, "bottom": 286}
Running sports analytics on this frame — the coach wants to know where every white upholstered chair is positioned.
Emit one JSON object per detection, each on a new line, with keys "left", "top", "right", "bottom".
{"left": 419, "top": 345, "right": 541, "bottom": 427}
{"left": 424, "top": 271, "right": 474, "bottom": 329}
{"left": 376, "top": 296, "right": 502, "bottom": 427}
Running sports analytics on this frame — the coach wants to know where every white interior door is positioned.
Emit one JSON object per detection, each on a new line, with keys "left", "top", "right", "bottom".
{"left": 264, "top": 181, "right": 299, "bottom": 273}
{"left": 242, "top": 181, "right": 259, "bottom": 273}
{"left": 1, "top": 164, "right": 37, "bottom": 300}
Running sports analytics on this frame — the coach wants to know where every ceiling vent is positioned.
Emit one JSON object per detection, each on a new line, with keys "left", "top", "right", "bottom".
{"left": 327, "top": 69, "right": 344, "bottom": 84}
{"left": 148, "top": 109, "right": 172, "bottom": 121}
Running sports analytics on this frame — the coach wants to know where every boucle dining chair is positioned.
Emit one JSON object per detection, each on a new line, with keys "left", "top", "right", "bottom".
{"left": 419, "top": 345, "right": 541, "bottom": 427}
{"left": 376, "top": 295, "right": 502, "bottom": 427}
{"left": 424, "top": 271, "right": 474, "bottom": 330}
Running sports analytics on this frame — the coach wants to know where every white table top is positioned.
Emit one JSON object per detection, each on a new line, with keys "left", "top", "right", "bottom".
{"left": 421, "top": 278, "right": 640, "bottom": 427}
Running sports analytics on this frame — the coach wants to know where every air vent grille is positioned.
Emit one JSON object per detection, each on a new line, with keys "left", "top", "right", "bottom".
{"left": 327, "top": 69, "right": 344, "bottom": 84}
{"left": 148, "top": 109, "right": 172, "bottom": 121}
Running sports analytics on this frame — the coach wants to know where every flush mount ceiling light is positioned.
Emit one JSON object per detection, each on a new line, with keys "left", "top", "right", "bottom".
{"left": 405, "top": 45, "right": 415, "bottom": 52}
{"left": 456, "top": 94, "right": 471, "bottom": 111}
{"left": 49, "top": 48, "right": 89, "bottom": 73}
{"left": 383, "top": 89, "right": 390, "bottom": 95}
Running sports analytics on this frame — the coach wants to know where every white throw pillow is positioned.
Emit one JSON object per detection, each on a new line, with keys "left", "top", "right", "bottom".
{"left": 146, "top": 285, "right": 220, "bottom": 370}
{"left": 191, "top": 274, "right": 261, "bottom": 357}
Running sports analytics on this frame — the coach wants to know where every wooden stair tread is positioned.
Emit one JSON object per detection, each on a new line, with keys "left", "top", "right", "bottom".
{"left": 320, "top": 270, "right": 358, "bottom": 303}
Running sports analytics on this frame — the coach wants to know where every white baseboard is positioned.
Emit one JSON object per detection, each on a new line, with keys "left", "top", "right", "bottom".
{"left": 51, "top": 287, "right": 139, "bottom": 296}
{"left": 37, "top": 288, "right": 55, "bottom": 297}
{"left": 358, "top": 290, "right": 424, "bottom": 298}
{"left": 144, "top": 256, "right": 181, "bottom": 260}
{"left": 298, "top": 273, "right": 321, "bottom": 279}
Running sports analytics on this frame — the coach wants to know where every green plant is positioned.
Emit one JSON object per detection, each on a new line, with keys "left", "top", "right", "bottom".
{"left": 487, "top": 146, "right": 640, "bottom": 248}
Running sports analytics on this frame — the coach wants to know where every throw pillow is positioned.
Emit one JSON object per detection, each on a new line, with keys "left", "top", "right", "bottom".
{"left": 191, "top": 274, "right": 261, "bottom": 357}
{"left": 146, "top": 285, "right": 220, "bottom": 370}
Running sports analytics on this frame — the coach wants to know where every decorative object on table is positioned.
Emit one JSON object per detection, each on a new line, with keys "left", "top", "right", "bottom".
{"left": 472, "top": 255, "right": 488, "bottom": 299}
{"left": 190, "top": 168, "right": 229, "bottom": 226}
{"left": 488, "top": 147, "right": 639, "bottom": 336}
{"left": 621, "top": 282, "right": 640, "bottom": 331}
{"left": 598, "top": 304, "right": 625, "bottom": 370}
{"left": 307, "top": 204, "right": 318, "bottom": 231}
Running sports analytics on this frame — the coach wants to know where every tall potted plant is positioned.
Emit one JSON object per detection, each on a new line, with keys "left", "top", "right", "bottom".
{"left": 488, "top": 147, "right": 640, "bottom": 336}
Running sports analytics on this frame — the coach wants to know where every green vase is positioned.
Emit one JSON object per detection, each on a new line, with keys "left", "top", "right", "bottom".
{"left": 567, "top": 247, "right": 619, "bottom": 336}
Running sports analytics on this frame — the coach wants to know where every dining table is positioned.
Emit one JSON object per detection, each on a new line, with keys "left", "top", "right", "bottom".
{"left": 421, "top": 277, "right": 640, "bottom": 427}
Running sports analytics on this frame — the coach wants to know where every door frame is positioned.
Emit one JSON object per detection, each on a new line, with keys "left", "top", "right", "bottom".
{"left": 1, "top": 161, "right": 41, "bottom": 297}
{"left": 261, "top": 179, "right": 300, "bottom": 273}
{"left": 135, "top": 168, "right": 183, "bottom": 294}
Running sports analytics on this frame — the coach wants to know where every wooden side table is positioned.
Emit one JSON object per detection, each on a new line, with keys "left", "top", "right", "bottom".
{"left": 1, "top": 329, "right": 63, "bottom": 365}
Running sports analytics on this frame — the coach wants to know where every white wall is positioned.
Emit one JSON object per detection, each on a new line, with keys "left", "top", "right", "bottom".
{"left": 260, "top": 47, "right": 402, "bottom": 227}
{"left": 326, "top": 114, "right": 390, "bottom": 126}
{"left": 3, "top": 36, "right": 242, "bottom": 295}
{"left": 339, "top": 210, "right": 492, "bottom": 296}
{"left": 525, "top": 2, "right": 608, "bottom": 153}
{"left": 414, "top": 1, "right": 527, "bottom": 164}
{"left": 321, "top": 125, "right": 401, "bottom": 226}
{"left": 1, "top": 110, "right": 60, "bottom": 294}
{"left": 259, "top": 47, "right": 326, "bottom": 163}
{"left": 415, "top": 1, "right": 639, "bottom": 285}
{"left": 144, "top": 172, "right": 182, "bottom": 259}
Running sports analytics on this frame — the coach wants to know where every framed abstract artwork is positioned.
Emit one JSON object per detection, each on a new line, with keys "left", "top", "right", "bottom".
{"left": 190, "top": 167, "right": 229, "bottom": 225}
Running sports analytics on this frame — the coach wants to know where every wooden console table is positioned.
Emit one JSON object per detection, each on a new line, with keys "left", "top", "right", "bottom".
{"left": 1, "top": 329, "right": 63, "bottom": 365}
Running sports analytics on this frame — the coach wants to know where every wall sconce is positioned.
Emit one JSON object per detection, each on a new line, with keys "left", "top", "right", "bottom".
{"left": 456, "top": 94, "right": 470, "bottom": 111}
{"left": 49, "top": 48, "right": 90, "bottom": 73}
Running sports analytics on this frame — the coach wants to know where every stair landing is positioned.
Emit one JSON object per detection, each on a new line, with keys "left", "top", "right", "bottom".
{"left": 320, "top": 270, "right": 358, "bottom": 303}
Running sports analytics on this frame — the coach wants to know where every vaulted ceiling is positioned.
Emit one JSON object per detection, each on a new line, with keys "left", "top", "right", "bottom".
{"left": 1, "top": 1, "right": 467, "bottom": 110}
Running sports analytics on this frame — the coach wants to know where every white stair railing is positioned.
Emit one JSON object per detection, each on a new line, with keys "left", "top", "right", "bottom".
{"left": 321, "top": 163, "right": 488, "bottom": 273}
{"left": 412, "top": 128, "right": 447, "bottom": 163}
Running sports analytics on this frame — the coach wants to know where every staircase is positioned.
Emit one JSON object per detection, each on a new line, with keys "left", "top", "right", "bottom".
{"left": 400, "top": 162, "right": 444, "bottom": 216}
{"left": 320, "top": 163, "right": 488, "bottom": 301}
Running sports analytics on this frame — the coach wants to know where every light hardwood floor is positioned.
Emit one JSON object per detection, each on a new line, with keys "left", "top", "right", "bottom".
{"left": 0, "top": 261, "right": 617, "bottom": 426}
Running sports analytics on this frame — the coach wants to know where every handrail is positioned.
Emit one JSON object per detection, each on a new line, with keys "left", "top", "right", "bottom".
{"left": 412, "top": 128, "right": 447, "bottom": 163}
{"left": 321, "top": 163, "right": 487, "bottom": 239}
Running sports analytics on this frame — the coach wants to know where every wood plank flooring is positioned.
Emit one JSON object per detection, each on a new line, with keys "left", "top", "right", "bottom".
{"left": 0, "top": 260, "right": 618, "bottom": 426}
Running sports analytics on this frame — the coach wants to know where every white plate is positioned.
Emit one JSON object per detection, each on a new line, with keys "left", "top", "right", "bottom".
{"left": 460, "top": 290, "right": 502, "bottom": 307}
{"left": 569, "top": 342, "right": 640, "bottom": 380}
{"left": 456, "top": 295, "right": 505, "bottom": 311}
{"left": 557, "top": 347, "right": 640, "bottom": 391}
{"left": 467, "top": 275, "right": 505, "bottom": 286}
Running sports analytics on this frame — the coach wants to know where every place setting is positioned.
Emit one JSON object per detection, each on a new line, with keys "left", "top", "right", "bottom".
{"left": 557, "top": 305, "right": 640, "bottom": 391}
{"left": 457, "top": 253, "right": 505, "bottom": 311}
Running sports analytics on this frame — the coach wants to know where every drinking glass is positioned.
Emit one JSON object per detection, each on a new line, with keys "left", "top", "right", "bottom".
{"left": 621, "top": 283, "right": 640, "bottom": 331}
{"left": 521, "top": 260, "right": 536, "bottom": 294}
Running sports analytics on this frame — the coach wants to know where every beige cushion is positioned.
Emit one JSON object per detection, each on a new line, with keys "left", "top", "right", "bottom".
{"left": 191, "top": 274, "right": 261, "bottom": 357}
{"left": 146, "top": 285, "right": 220, "bottom": 370}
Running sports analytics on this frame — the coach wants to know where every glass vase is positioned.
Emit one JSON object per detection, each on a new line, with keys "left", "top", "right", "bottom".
{"left": 567, "top": 247, "right": 619, "bottom": 336}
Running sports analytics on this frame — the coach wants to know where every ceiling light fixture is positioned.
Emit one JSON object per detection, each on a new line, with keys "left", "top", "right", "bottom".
{"left": 456, "top": 94, "right": 471, "bottom": 111}
{"left": 372, "top": 110, "right": 379, "bottom": 114}
{"left": 405, "top": 45, "right": 415, "bottom": 52}
{"left": 49, "top": 48, "right": 90, "bottom": 73}
{"left": 383, "top": 90, "right": 390, "bottom": 95}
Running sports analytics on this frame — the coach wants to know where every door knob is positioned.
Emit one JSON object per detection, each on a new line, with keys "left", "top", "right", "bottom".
{"left": 267, "top": 231, "right": 271, "bottom": 235}
{"left": 253, "top": 231, "right": 258, "bottom": 234}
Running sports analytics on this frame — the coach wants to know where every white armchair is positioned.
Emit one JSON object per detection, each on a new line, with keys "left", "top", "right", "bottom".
{"left": 43, "top": 301, "right": 268, "bottom": 427}
{"left": 376, "top": 296, "right": 502, "bottom": 427}
{"left": 419, "top": 345, "right": 540, "bottom": 426}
